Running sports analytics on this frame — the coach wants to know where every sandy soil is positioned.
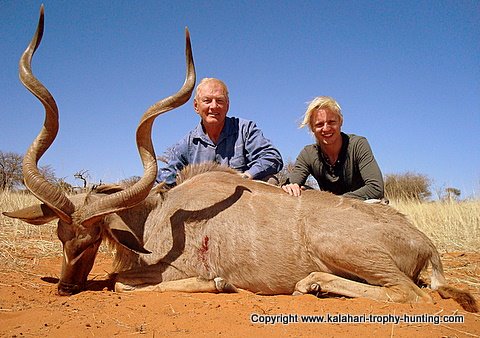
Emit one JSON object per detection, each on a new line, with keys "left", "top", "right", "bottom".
{"left": 0, "top": 252, "right": 479, "bottom": 337}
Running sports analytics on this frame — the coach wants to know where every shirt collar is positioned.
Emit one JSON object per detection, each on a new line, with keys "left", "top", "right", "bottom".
{"left": 316, "top": 132, "right": 350, "bottom": 167}
{"left": 192, "top": 117, "right": 235, "bottom": 145}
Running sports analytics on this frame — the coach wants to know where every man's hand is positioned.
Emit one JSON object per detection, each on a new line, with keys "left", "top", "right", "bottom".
{"left": 241, "top": 172, "right": 253, "bottom": 179}
{"left": 282, "top": 183, "right": 302, "bottom": 197}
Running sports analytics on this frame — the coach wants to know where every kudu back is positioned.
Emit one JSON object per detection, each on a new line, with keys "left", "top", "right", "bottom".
{"left": 3, "top": 6, "right": 478, "bottom": 313}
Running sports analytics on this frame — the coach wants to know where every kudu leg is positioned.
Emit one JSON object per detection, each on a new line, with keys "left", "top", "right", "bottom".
{"left": 115, "top": 277, "right": 238, "bottom": 293}
{"left": 294, "top": 272, "right": 432, "bottom": 304}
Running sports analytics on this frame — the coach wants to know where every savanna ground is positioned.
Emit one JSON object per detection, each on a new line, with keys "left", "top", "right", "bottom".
{"left": 1, "top": 191, "right": 479, "bottom": 337}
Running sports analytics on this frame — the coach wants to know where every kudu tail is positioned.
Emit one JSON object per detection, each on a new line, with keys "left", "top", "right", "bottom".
{"left": 437, "top": 286, "right": 479, "bottom": 313}
{"left": 430, "top": 251, "right": 478, "bottom": 313}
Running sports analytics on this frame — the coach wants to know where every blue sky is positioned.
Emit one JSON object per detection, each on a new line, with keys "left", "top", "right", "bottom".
{"left": 1, "top": 1, "right": 479, "bottom": 198}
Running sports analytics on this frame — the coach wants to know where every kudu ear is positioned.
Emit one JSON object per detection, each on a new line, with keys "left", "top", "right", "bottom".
{"left": 3, "top": 204, "right": 58, "bottom": 225}
{"left": 104, "top": 214, "right": 150, "bottom": 254}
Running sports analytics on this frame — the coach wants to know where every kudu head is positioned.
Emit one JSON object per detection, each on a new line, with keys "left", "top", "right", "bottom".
{"left": 3, "top": 5, "right": 196, "bottom": 295}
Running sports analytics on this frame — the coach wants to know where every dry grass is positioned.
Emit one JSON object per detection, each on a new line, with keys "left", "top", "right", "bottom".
{"left": 0, "top": 190, "right": 111, "bottom": 273}
{"left": 389, "top": 199, "right": 480, "bottom": 296}
{"left": 391, "top": 199, "right": 480, "bottom": 252}
{"left": 0, "top": 190, "right": 59, "bottom": 272}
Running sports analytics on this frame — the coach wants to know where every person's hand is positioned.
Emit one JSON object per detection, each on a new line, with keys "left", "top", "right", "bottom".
{"left": 282, "top": 183, "right": 302, "bottom": 197}
{"left": 241, "top": 172, "right": 252, "bottom": 179}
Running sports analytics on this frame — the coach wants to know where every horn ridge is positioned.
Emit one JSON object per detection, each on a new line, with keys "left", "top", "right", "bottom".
{"left": 78, "top": 28, "right": 196, "bottom": 225}
{"left": 20, "top": 5, "right": 74, "bottom": 223}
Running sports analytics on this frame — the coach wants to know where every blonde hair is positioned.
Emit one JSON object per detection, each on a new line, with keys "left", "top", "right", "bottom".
{"left": 300, "top": 96, "right": 343, "bottom": 131}
{"left": 195, "top": 78, "right": 229, "bottom": 100}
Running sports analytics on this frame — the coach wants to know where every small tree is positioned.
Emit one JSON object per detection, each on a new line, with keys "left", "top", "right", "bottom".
{"left": 74, "top": 170, "right": 90, "bottom": 188}
{"left": 276, "top": 159, "right": 319, "bottom": 189}
{"left": 444, "top": 187, "right": 461, "bottom": 201}
{"left": 119, "top": 176, "right": 141, "bottom": 187}
{"left": 276, "top": 160, "right": 296, "bottom": 186}
{"left": 0, "top": 151, "right": 23, "bottom": 190}
{"left": 56, "top": 178, "right": 74, "bottom": 194}
{"left": 39, "top": 164, "right": 57, "bottom": 185}
{"left": 384, "top": 172, "right": 432, "bottom": 201}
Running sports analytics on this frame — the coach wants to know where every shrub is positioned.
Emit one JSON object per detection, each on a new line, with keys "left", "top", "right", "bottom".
{"left": 384, "top": 172, "right": 431, "bottom": 201}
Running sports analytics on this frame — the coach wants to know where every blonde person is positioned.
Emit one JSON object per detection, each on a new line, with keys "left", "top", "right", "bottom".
{"left": 158, "top": 78, "right": 283, "bottom": 186}
{"left": 282, "top": 96, "right": 384, "bottom": 200}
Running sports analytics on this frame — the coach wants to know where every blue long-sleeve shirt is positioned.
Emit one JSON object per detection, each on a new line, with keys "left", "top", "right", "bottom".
{"left": 158, "top": 117, "right": 283, "bottom": 185}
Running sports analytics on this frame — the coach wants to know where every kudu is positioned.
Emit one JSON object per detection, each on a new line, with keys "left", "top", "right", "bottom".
{"left": 4, "top": 6, "right": 478, "bottom": 313}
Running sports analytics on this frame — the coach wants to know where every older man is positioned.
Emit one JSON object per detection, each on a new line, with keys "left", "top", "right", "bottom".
{"left": 158, "top": 78, "right": 283, "bottom": 185}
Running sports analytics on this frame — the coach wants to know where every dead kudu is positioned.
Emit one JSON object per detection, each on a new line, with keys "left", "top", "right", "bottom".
{"left": 3, "top": 7, "right": 477, "bottom": 313}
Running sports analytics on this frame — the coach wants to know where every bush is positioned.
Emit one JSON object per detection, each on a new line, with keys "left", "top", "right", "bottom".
{"left": 384, "top": 172, "right": 431, "bottom": 201}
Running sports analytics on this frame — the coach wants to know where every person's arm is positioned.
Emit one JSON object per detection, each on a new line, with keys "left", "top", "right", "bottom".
{"left": 157, "top": 137, "right": 189, "bottom": 186}
{"left": 343, "top": 137, "right": 384, "bottom": 200}
{"left": 243, "top": 121, "right": 283, "bottom": 179}
{"left": 282, "top": 147, "right": 312, "bottom": 196}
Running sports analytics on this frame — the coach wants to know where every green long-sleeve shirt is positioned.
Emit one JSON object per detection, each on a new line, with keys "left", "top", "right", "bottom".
{"left": 287, "top": 133, "right": 384, "bottom": 200}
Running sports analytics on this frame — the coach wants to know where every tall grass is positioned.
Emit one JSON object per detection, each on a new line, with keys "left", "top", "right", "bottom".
{"left": 391, "top": 199, "right": 479, "bottom": 252}
{"left": 0, "top": 190, "right": 116, "bottom": 272}
{"left": 0, "top": 190, "right": 61, "bottom": 271}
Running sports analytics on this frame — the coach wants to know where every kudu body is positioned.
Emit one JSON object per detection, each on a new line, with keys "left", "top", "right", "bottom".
{"left": 4, "top": 7, "right": 477, "bottom": 313}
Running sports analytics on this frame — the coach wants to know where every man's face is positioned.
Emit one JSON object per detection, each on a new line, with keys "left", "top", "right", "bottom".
{"left": 194, "top": 81, "right": 229, "bottom": 128}
{"left": 311, "top": 108, "right": 342, "bottom": 146}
